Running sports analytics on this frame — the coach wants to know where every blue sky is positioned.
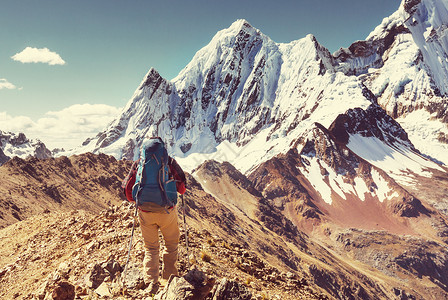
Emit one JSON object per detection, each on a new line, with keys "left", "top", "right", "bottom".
{"left": 0, "top": 0, "right": 400, "bottom": 149}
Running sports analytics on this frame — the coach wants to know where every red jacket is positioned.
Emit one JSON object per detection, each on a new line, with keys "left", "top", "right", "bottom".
{"left": 169, "top": 157, "right": 187, "bottom": 195}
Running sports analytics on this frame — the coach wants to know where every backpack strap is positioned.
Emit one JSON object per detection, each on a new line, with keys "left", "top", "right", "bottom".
{"left": 159, "top": 155, "right": 174, "bottom": 209}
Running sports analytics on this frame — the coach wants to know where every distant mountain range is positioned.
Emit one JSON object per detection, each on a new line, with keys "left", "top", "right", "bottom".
{"left": 0, "top": 130, "right": 51, "bottom": 165}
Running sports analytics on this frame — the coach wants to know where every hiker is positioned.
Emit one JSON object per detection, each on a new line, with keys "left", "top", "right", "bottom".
{"left": 122, "top": 137, "right": 186, "bottom": 294}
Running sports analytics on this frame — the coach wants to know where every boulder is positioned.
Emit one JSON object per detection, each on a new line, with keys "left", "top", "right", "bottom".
{"left": 155, "top": 269, "right": 215, "bottom": 300}
{"left": 51, "top": 281, "right": 75, "bottom": 300}
{"left": 212, "top": 278, "right": 252, "bottom": 300}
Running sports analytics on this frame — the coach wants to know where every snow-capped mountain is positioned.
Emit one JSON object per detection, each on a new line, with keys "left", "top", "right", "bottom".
{"left": 80, "top": 19, "right": 374, "bottom": 168}
{"left": 0, "top": 131, "right": 51, "bottom": 166}
{"left": 79, "top": 0, "right": 447, "bottom": 190}
{"left": 337, "top": 0, "right": 448, "bottom": 165}
{"left": 81, "top": 0, "right": 447, "bottom": 172}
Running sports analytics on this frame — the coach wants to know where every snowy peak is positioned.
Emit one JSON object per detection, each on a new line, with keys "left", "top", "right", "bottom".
{"left": 359, "top": 0, "right": 448, "bottom": 112}
{"left": 400, "top": 0, "right": 448, "bottom": 95}
{"left": 0, "top": 131, "right": 52, "bottom": 166}
{"left": 335, "top": 0, "right": 448, "bottom": 114}
{"left": 228, "top": 19, "right": 256, "bottom": 31}
{"left": 334, "top": 17, "right": 410, "bottom": 76}
{"left": 83, "top": 67, "right": 176, "bottom": 159}
{"left": 138, "top": 67, "right": 166, "bottom": 91}
{"left": 402, "top": 0, "right": 422, "bottom": 14}
{"left": 327, "top": 0, "right": 448, "bottom": 168}
{"left": 173, "top": 19, "right": 270, "bottom": 84}
{"left": 328, "top": 105, "right": 414, "bottom": 149}
{"left": 226, "top": 19, "right": 260, "bottom": 39}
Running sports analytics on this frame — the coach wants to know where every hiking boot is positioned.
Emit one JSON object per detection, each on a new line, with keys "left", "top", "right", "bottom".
{"left": 159, "top": 278, "right": 169, "bottom": 289}
{"left": 147, "top": 281, "right": 160, "bottom": 295}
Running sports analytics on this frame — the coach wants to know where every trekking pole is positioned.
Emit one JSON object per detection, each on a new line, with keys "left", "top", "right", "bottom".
{"left": 122, "top": 202, "right": 138, "bottom": 285}
{"left": 182, "top": 194, "right": 190, "bottom": 270}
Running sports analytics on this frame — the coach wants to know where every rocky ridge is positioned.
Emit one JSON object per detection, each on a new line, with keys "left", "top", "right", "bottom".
{"left": 0, "top": 152, "right": 132, "bottom": 228}
{"left": 0, "top": 204, "right": 322, "bottom": 300}
{"left": 1, "top": 153, "right": 448, "bottom": 299}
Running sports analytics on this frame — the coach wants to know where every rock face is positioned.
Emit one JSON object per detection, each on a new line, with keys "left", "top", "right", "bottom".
{"left": 86, "top": 259, "right": 122, "bottom": 289}
{"left": 328, "top": 105, "right": 413, "bottom": 148}
{"left": 51, "top": 282, "right": 76, "bottom": 300}
{"left": 211, "top": 278, "right": 253, "bottom": 300}
{"left": 155, "top": 269, "right": 254, "bottom": 300}
{"left": 0, "top": 149, "right": 9, "bottom": 166}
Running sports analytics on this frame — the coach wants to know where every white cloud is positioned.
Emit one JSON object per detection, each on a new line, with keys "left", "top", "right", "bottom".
{"left": 0, "top": 104, "right": 122, "bottom": 150}
{"left": 0, "top": 112, "right": 34, "bottom": 131}
{"left": 11, "top": 47, "right": 66, "bottom": 65}
{"left": 0, "top": 78, "right": 17, "bottom": 90}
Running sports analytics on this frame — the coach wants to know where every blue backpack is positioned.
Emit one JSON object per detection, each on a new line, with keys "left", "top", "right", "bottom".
{"left": 132, "top": 138, "right": 177, "bottom": 212}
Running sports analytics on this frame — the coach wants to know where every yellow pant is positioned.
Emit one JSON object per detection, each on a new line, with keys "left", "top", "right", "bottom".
{"left": 138, "top": 208, "right": 180, "bottom": 283}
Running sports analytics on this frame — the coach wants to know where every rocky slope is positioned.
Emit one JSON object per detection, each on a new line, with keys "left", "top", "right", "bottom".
{"left": 3, "top": 154, "right": 448, "bottom": 299}
{"left": 249, "top": 110, "right": 445, "bottom": 227}
{"left": 0, "top": 203, "right": 328, "bottom": 300}
{"left": 244, "top": 105, "right": 448, "bottom": 298}
{"left": 0, "top": 152, "right": 131, "bottom": 228}
{"left": 187, "top": 157, "right": 448, "bottom": 299}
